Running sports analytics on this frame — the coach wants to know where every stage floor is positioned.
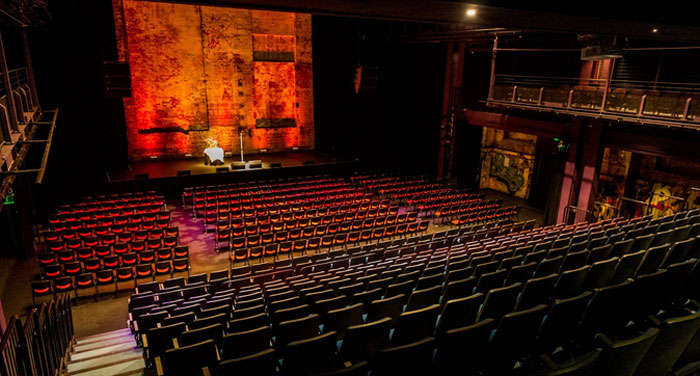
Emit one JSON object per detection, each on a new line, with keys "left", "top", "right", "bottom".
{"left": 108, "top": 151, "right": 342, "bottom": 182}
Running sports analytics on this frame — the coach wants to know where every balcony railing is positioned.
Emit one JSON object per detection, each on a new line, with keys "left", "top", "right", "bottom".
{"left": 487, "top": 74, "right": 700, "bottom": 129}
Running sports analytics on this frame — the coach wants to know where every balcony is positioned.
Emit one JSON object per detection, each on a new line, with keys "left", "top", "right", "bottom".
{"left": 486, "top": 75, "right": 700, "bottom": 130}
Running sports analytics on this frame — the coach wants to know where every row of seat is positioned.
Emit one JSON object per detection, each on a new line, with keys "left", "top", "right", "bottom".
{"left": 47, "top": 210, "right": 171, "bottom": 232}
{"left": 221, "top": 221, "right": 429, "bottom": 259}
{"left": 32, "top": 257, "right": 191, "bottom": 302}
{"left": 39, "top": 246, "right": 190, "bottom": 278}
{"left": 212, "top": 209, "right": 406, "bottom": 238}
{"left": 131, "top": 234, "right": 700, "bottom": 375}
{"left": 133, "top": 208, "right": 700, "bottom": 374}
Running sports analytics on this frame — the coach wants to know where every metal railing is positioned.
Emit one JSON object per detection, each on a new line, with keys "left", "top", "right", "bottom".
{"left": 0, "top": 294, "right": 74, "bottom": 376}
{"left": 0, "top": 68, "right": 28, "bottom": 97}
{"left": 488, "top": 74, "right": 700, "bottom": 128}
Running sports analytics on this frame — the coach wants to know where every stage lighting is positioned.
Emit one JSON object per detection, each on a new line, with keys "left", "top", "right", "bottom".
{"left": 651, "top": 28, "right": 659, "bottom": 33}
{"left": 466, "top": 8, "right": 477, "bottom": 17}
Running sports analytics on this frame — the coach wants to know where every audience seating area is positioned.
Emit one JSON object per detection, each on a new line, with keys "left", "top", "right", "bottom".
{"left": 126, "top": 207, "right": 700, "bottom": 375}
{"left": 32, "top": 191, "right": 187, "bottom": 302}
{"left": 185, "top": 174, "right": 518, "bottom": 264}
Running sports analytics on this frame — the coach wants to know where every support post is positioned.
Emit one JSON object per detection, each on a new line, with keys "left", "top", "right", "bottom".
{"left": 600, "top": 58, "right": 615, "bottom": 112}
{"left": 436, "top": 42, "right": 455, "bottom": 180}
{"left": 21, "top": 26, "right": 40, "bottom": 110}
{"left": 487, "top": 36, "right": 498, "bottom": 100}
{"left": 0, "top": 33, "right": 19, "bottom": 132}
{"left": 445, "top": 42, "right": 466, "bottom": 180}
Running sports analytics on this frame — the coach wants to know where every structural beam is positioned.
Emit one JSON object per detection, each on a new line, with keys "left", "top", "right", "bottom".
{"left": 145, "top": 0, "right": 700, "bottom": 41}
{"left": 0, "top": 32, "right": 19, "bottom": 132}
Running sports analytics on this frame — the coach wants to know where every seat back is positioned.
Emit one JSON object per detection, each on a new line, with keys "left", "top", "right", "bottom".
{"left": 161, "top": 339, "right": 219, "bottom": 376}
{"left": 635, "top": 312, "right": 700, "bottom": 376}
{"left": 593, "top": 328, "right": 659, "bottom": 376}
{"left": 436, "top": 318, "right": 495, "bottom": 375}
{"left": 392, "top": 304, "right": 440, "bottom": 345}
{"left": 515, "top": 274, "right": 557, "bottom": 311}
{"left": 477, "top": 282, "right": 521, "bottom": 321}
{"left": 436, "top": 293, "right": 484, "bottom": 332}
{"left": 554, "top": 265, "right": 591, "bottom": 299}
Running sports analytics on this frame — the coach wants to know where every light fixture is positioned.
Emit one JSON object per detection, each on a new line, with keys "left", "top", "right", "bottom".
{"left": 652, "top": 27, "right": 659, "bottom": 33}
{"left": 466, "top": 8, "right": 477, "bottom": 17}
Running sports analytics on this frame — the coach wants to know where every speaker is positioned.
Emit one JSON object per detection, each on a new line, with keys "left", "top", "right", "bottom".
{"left": 104, "top": 61, "right": 132, "bottom": 98}
{"left": 231, "top": 161, "right": 246, "bottom": 170}
{"left": 247, "top": 160, "right": 263, "bottom": 169}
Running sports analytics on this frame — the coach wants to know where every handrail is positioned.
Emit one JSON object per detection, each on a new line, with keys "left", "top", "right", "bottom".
{"left": 0, "top": 294, "right": 74, "bottom": 376}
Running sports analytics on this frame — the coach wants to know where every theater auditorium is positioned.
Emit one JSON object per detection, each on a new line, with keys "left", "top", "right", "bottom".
{"left": 2, "top": 1, "right": 700, "bottom": 375}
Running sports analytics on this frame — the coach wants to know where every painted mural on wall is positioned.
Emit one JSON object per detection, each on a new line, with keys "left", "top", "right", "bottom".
{"left": 593, "top": 147, "right": 631, "bottom": 221}
{"left": 479, "top": 128, "right": 536, "bottom": 199}
{"left": 112, "top": 1, "right": 314, "bottom": 160}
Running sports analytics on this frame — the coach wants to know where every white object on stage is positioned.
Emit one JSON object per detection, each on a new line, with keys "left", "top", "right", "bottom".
{"left": 204, "top": 147, "right": 224, "bottom": 164}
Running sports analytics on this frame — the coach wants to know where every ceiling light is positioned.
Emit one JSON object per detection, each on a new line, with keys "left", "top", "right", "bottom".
{"left": 651, "top": 27, "right": 659, "bottom": 33}
{"left": 466, "top": 8, "right": 477, "bottom": 17}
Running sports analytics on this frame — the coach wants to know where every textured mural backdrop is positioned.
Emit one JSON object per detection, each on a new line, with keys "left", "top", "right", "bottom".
{"left": 112, "top": 1, "right": 314, "bottom": 160}
{"left": 479, "top": 128, "right": 536, "bottom": 199}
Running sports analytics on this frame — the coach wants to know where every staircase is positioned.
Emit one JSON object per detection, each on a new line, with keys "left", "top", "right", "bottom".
{"left": 63, "top": 328, "right": 148, "bottom": 376}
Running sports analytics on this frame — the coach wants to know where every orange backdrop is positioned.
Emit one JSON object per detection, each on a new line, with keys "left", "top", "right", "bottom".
{"left": 112, "top": 1, "right": 314, "bottom": 160}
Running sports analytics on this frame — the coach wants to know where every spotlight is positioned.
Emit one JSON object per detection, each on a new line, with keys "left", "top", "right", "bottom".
{"left": 466, "top": 8, "right": 477, "bottom": 17}
{"left": 651, "top": 27, "right": 659, "bottom": 33}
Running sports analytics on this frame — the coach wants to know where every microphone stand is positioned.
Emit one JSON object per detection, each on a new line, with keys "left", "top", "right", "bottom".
{"left": 238, "top": 126, "right": 246, "bottom": 163}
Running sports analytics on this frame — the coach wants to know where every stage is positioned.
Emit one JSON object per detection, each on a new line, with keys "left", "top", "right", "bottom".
{"left": 108, "top": 151, "right": 343, "bottom": 182}
{"left": 105, "top": 151, "right": 360, "bottom": 195}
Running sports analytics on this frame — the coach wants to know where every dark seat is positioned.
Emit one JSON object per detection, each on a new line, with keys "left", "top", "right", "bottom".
{"left": 663, "top": 238, "right": 695, "bottom": 266}
{"left": 179, "top": 323, "right": 224, "bottom": 348}
{"left": 441, "top": 277, "right": 476, "bottom": 301}
{"left": 366, "top": 294, "right": 405, "bottom": 323}
{"left": 144, "top": 322, "right": 185, "bottom": 363}
{"left": 515, "top": 274, "right": 557, "bottom": 311}
{"left": 436, "top": 293, "right": 483, "bottom": 332}
{"left": 553, "top": 265, "right": 591, "bottom": 299}
{"left": 534, "top": 256, "right": 564, "bottom": 277}
{"left": 324, "top": 303, "right": 364, "bottom": 338}
{"left": 588, "top": 244, "right": 613, "bottom": 264}
{"left": 435, "top": 319, "right": 495, "bottom": 375}
{"left": 340, "top": 317, "right": 391, "bottom": 363}
{"left": 636, "top": 244, "right": 670, "bottom": 276}
{"left": 160, "top": 339, "right": 219, "bottom": 376}
{"left": 215, "top": 348, "right": 276, "bottom": 376}
{"left": 505, "top": 262, "right": 536, "bottom": 285}
{"left": 477, "top": 282, "right": 521, "bottom": 321}
{"left": 649, "top": 229, "right": 672, "bottom": 248}
{"left": 631, "top": 233, "right": 654, "bottom": 252}
{"left": 583, "top": 257, "right": 618, "bottom": 290}
{"left": 488, "top": 304, "right": 548, "bottom": 373}
{"left": 276, "top": 314, "right": 321, "bottom": 348}
{"left": 609, "top": 250, "right": 645, "bottom": 285}
{"left": 392, "top": 304, "right": 440, "bottom": 345}
{"left": 283, "top": 331, "right": 339, "bottom": 375}
{"left": 561, "top": 250, "right": 590, "bottom": 271}
{"left": 228, "top": 312, "right": 268, "bottom": 333}
{"left": 475, "top": 269, "right": 507, "bottom": 293}
{"left": 634, "top": 312, "right": 700, "bottom": 376}
{"left": 537, "top": 291, "right": 591, "bottom": 353}
{"left": 579, "top": 280, "right": 636, "bottom": 342}
{"left": 593, "top": 328, "right": 658, "bottom": 376}
{"left": 406, "top": 285, "right": 442, "bottom": 311}
{"left": 221, "top": 326, "right": 271, "bottom": 359}
{"left": 317, "top": 361, "right": 369, "bottom": 376}
{"left": 373, "top": 337, "right": 435, "bottom": 376}
{"left": 530, "top": 349, "right": 601, "bottom": 376}
{"left": 610, "top": 239, "right": 634, "bottom": 257}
